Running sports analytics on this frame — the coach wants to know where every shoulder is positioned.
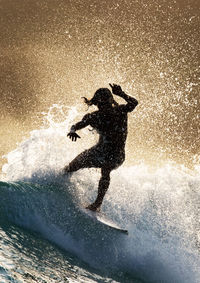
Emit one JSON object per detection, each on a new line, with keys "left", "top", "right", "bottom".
{"left": 114, "top": 104, "right": 128, "bottom": 113}
{"left": 117, "top": 104, "right": 136, "bottom": 113}
{"left": 82, "top": 111, "right": 98, "bottom": 120}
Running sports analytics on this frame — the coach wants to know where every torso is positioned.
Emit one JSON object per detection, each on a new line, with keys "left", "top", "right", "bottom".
{"left": 89, "top": 106, "right": 128, "bottom": 151}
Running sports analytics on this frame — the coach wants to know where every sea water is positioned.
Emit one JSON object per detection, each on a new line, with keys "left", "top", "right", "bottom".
{"left": 0, "top": 107, "right": 200, "bottom": 283}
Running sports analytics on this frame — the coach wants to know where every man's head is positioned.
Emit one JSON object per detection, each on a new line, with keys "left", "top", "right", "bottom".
{"left": 83, "top": 88, "right": 117, "bottom": 108}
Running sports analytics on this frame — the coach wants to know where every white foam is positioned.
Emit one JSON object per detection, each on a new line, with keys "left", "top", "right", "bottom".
{"left": 1, "top": 105, "right": 200, "bottom": 282}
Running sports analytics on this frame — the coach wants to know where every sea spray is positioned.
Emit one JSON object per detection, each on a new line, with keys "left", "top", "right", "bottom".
{"left": 1, "top": 105, "right": 200, "bottom": 282}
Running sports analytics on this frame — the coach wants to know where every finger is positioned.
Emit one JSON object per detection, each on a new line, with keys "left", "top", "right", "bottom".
{"left": 109, "top": 83, "right": 113, "bottom": 88}
{"left": 77, "top": 134, "right": 81, "bottom": 139}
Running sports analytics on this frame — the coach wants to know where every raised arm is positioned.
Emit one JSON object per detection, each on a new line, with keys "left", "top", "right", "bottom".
{"left": 67, "top": 113, "right": 91, "bottom": 141}
{"left": 109, "top": 83, "right": 138, "bottom": 112}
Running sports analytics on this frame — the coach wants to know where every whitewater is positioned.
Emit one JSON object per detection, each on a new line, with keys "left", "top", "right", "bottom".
{"left": 0, "top": 106, "right": 200, "bottom": 283}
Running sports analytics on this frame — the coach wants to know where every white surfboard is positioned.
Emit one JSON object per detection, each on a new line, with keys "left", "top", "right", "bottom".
{"left": 82, "top": 208, "right": 128, "bottom": 234}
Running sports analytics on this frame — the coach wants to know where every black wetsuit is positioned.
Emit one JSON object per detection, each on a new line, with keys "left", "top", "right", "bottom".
{"left": 68, "top": 101, "right": 137, "bottom": 170}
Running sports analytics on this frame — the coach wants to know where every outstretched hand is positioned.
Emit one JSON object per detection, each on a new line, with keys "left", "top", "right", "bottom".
{"left": 109, "top": 83, "right": 123, "bottom": 95}
{"left": 67, "top": 132, "right": 81, "bottom": 142}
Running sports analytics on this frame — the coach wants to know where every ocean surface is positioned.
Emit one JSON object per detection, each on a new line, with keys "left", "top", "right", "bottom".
{"left": 0, "top": 110, "right": 200, "bottom": 283}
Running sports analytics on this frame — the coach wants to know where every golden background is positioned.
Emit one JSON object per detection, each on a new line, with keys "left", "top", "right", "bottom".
{"left": 0, "top": 0, "right": 199, "bottom": 169}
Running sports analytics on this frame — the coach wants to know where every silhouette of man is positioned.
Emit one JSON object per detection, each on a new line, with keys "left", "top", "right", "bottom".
{"left": 64, "top": 84, "right": 138, "bottom": 211}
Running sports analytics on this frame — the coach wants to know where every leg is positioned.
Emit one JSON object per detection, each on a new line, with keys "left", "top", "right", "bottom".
{"left": 63, "top": 148, "right": 98, "bottom": 174}
{"left": 86, "top": 167, "right": 112, "bottom": 211}
{"left": 63, "top": 155, "right": 84, "bottom": 174}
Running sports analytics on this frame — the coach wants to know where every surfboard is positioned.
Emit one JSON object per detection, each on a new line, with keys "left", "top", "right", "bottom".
{"left": 81, "top": 208, "right": 128, "bottom": 234}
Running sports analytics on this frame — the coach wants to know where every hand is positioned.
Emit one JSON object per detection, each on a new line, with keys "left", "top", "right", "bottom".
{"left": 109, "top": 83, "right": 123, "bottom": 95}
{"left": 67, "top": 132, "right": 81, "bottom": 142}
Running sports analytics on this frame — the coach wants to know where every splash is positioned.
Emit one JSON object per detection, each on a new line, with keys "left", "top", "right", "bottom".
{"left": 1, "top": 105, "right": 200, "bottom": 283}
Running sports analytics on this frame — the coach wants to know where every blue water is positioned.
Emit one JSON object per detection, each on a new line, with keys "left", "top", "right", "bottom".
{"left": 1, "top": 114, "right": 200, "bottom": 282}
{"left": 0, "top": 179, "right": 142, "bottom": 283}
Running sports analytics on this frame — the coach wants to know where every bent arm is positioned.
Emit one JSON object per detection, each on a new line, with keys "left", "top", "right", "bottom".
{"left": 118, "top": 91, "right": 138, "bottom": 112}
{"left": 109, "top": 84, "right": 138, "bottom": 112}
{"left": 70, "top": 113, "right": 91, "bottom": 132}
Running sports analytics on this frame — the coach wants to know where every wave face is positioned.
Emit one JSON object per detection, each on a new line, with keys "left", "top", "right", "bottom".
{"left": 1, "top": 111, "right": 200, "bottom": 283}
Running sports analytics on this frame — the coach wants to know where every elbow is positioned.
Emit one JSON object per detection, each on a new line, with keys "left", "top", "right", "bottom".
{"left": 129, "top": 99, "right": 138, "bottom": 112}
{"left": 132, "top": 99, "right": 139, "bottom": 109}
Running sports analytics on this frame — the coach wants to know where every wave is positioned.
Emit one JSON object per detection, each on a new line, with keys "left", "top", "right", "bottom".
{"left": 1, "top": 108, "right": 200, "bottom": 282}
{"left": 0, "top": 166, "right": 200, "bottom": 283}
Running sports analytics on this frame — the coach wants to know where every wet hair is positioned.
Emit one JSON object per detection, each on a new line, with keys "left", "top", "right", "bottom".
{"left": 82, "top": 88, "right": 118, "bottom": 107}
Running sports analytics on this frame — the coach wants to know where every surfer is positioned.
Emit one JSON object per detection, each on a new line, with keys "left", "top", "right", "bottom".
{"left": 64, "top": 84, "right": 138, "bottom": 211}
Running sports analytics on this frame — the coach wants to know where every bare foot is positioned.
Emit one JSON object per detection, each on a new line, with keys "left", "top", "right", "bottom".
{"left": 86, "top": 203, "right": 100, "bottom": 212}
{"left": 62, "top": 166, "right": 71, "bottom": 176}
